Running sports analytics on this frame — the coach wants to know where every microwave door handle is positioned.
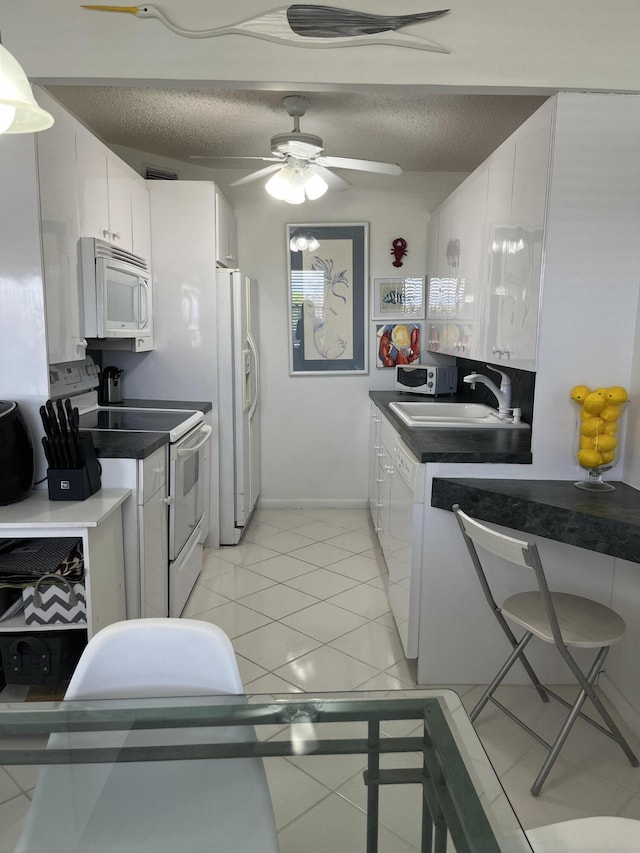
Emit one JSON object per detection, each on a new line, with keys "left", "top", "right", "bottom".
{"left": 138, "top": 279, "right": 149, "bottom": 329}
{"left": 176, "top": 425, "right": 212, "bottom": 457}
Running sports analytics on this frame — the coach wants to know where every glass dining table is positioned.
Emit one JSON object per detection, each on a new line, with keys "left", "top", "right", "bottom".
{"left": 0, "top": 688, "right": 533, "bottom": 853}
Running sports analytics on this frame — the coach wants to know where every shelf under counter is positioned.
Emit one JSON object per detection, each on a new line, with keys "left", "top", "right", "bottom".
{"left": 0, "top": 489, "right": 130, "bottom": 639}
{"left": 430, "top": 478, "right": 640, "bottom": 564}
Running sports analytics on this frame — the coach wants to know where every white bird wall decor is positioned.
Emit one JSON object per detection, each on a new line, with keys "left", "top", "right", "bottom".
{"left": 81, "top": 4, "right": 451, "bottom": 52}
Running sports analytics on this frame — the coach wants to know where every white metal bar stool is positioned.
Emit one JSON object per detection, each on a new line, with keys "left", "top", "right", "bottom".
{"left": 453, "top": 505, "right": 638, "bottom": 796}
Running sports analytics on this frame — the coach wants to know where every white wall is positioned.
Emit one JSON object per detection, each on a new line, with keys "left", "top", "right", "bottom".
{"left": 4, "top": 1, "right": 640, "bottom": 93}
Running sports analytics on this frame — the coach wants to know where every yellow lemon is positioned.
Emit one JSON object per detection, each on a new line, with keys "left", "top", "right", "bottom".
{"left": 607, "top": 386, "right": 629, "bottom": 404}
{"left": 604, "top": 422, "right": 618, "bottom": 435}
{"left": 579, "top": 435, "right": 593, "bottom": 449}
{"left": 570, "top": 385, "right": 590, "bottom": 403}
{"left": 582, "top": 391, "right": 607, "bottom": 414}
{"left": 600, "top": 405, "right": 622, "bottom": 422}
{"left": 600, "top": 450, "right": 616, "bottom": 464}
{"left": 580, "top": 406, "right": 591, "bottom": 420}
{"left": 581, "top": 417, "right": 604, "bottom": 437}
{"left": 577, "top": 448, "right": 602, "bottom": 468}
{"left": 592, "top": 433, "right": 617, "bottom": 453}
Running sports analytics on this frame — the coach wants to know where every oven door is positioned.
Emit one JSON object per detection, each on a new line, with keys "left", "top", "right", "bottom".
{"left": 169, "top": 423, "right": 212, "bottom": 561}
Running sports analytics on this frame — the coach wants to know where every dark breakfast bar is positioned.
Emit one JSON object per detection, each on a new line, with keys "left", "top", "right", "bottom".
{"left": 430, "top": 478, "right": 640, "bottom": 564}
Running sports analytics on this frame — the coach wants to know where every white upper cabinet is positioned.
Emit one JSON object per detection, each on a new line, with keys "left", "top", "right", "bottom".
{"left": 76, "top": 126, "right": 150, "bottom": 257}
{"left": 35, "top": 89, "right": 86, "bottom": 365}
{"left": 427, "top": 98, "right": 553, "bottom": 371}
{"left": 482, "top": 102, "right": 552, "bottom": 368}
{"left": 215, "top": 189, "right": 237, "bottom": 268}
{"left": 426, "top": 168, "right": 488, "bottom": 358}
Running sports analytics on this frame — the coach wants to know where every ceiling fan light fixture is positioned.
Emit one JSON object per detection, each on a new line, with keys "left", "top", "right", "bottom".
{"left": 302, "top": 167, "right": 328, "bottom": 201}
{"left": 0, "top": 42, "right": 54, "bottom": 134}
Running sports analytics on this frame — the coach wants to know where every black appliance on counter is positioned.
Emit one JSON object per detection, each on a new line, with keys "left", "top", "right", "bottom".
{"left": 100, "top": 366, "right": 125, "bottom": 405}
{"left": 0, "top": 402, "right": 35, "bottom": 505}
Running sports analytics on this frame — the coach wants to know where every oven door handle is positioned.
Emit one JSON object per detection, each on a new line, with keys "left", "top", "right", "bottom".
{"left": 176, "top": 424, "right": 212, "bottom": 457}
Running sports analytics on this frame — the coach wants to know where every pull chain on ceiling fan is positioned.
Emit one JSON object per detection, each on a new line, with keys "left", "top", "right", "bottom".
{"left": 191, "top": 95, "right": 403, "bottom": 204}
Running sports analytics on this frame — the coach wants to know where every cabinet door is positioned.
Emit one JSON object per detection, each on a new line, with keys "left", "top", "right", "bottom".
{"left": 76, "top": 125, "right": 111, "bottom": 242}
{"left": 139, "top": 484, "right": 169, "bottom": 618}
{"left": 106, "top": 155, "right": 134, "bottom": 252}
{"left": 368, "top": 405, "right": 382, "bottom": 527}
{"left": 505, "top": 107, "right": 552, "bottom": 367}
{"left": 131, "top": 176, "right": 151, "bottom": 260}
{"left": 215, "top": 189, "right": 237, "bottom": 268}
{"left": 35, "top": 90, "right": 86, "bottom": 364}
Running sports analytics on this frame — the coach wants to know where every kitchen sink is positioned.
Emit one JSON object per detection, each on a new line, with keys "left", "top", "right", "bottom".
{"left": 389, "top": 401, "right": 529, "bottom": 429}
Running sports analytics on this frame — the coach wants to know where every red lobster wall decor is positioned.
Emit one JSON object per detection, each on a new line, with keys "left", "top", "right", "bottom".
{"left": 391, "top": 237, "right": 407, "bottom": 268}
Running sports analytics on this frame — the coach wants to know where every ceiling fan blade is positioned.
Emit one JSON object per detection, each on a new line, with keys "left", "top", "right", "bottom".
{"left": 311, "top": 165, "right": 350, "bottom": 192}
{"left": 189, "top": 155, "right": 282, "bottom": 163}
{"left": 229, "top": 163, "right": 283, "bottom": 187}
{"left": 317, "top": 155, "right": 402, "bottom": 176}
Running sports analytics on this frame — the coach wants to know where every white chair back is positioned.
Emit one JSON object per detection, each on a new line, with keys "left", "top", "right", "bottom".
{"left": 65, "top": 618, "right": 244, "bottom": 699}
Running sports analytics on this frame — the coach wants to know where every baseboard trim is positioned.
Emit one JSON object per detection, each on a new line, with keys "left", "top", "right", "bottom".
{"left": 599, "top": 674, "right": 640, "bottom": 739}
{"left": 257, "top": 498, "right": 368, "bottom": 510}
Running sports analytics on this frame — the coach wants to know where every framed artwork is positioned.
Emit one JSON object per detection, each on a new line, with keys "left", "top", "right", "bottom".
{"left": 376, "top": 323, "right": 421, "bottom": 368}
{"left": 370, "top": 276, "right": 425, "bottom": 320}
{"left": 287, "top": 223, "right": 369, "bottom": 375}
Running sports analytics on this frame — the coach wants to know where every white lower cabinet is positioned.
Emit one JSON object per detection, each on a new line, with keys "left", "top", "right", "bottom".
{"left": 369, "top": 408, "right": 423, "bottom": 657}
{"left": 99, "top": 446, "right": 168, "bottom": 619}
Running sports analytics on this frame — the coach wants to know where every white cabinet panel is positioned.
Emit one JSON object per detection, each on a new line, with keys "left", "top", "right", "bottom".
{"left": 482, "top": 103, "right": 552, "bottom": 369}
{"left": 35, "top": 90, "right": 86, "bottom": 364}
{"left": 106, "top": 155, "right": 134, "bottom": 250}
{"left": 140, "top": 484, "right": 168, "bottom": 619}
{"left": 215, "top": 189, "right": 237, "bottom": 268}
{"left": 76, "top": 125, "right": 111, "bottom": 243}
{"left": 76, "top": 127, "right": 150, "bottom": 256}
{"left": 426, "top": 169, "right": 487, "bottom": 358}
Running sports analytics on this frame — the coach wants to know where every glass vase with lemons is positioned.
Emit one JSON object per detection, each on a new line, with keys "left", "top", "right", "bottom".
{"left": 570, "top": 384, "right": 629, "bottom": 491}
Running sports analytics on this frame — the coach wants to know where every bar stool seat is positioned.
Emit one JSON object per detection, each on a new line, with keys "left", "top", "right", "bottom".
{"left": 453, "top": 505, "right": 638, "bottom": 797}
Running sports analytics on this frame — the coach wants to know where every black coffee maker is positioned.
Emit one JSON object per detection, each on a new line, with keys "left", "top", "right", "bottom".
{"left": 0, "top": 401, "right": 35, "bottom": 505}
{"left": 100, "top": 366, "right": 125, "bottom": 405}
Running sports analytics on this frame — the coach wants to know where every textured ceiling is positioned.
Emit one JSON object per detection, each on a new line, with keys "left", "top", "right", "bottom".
{"left": 45, "top": 86, "right": 548, "bottom": 175}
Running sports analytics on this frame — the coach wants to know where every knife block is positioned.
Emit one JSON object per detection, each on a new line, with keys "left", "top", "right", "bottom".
{"left": 48, "top": 434, "right": 101, "bottom": 501}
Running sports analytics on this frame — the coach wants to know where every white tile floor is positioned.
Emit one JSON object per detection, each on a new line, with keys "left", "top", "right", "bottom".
{"left": 187, "top": 507, "right": 640, "bottom": 849}
{"left": 1, "top": 505, "right": 640, "bottom": 851}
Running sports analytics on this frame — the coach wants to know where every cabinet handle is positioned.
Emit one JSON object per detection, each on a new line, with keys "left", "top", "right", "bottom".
{"left": 153, "top": 468, "right": 164, "bottom": 475}
{"left": 163, "top": 496, "right": 174, "bottom": 506}
{"left": 102, "top": 229, "right": 111, "bottom": 239}
{"left": 376, "top": 477, "right": 385, "bottom": 484}
{"left": 112, "top": 232, "right": 121, "bottom": 241}
{"left": 77, "top": 338, "right": 88, "bottom": 351}
{"left": 383, "top": 465, "right": 394, "bottom": 474}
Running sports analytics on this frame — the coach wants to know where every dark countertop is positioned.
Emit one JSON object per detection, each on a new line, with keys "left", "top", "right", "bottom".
{"left": 92, "top": 431, "right": 168, "bottom": 461}
{"left": 369, "top": 391, "right": 532, "bottom": 464}
{"left": 92, "top": 399, "right": 212, "bottom": 460}
{"left": 431, "top": 477, "right": 640, "bottom": 564}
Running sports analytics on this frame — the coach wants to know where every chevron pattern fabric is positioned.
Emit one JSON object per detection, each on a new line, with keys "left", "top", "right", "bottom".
{"left": 23, "top": 583, "right": 86, "bottom": 625}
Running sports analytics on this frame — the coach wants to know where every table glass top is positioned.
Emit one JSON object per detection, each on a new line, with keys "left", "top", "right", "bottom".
{"left": 0, "top": 688, "right": 532, "bottom": 853}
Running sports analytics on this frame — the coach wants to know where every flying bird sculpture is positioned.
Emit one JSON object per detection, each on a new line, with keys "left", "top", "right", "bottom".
{"left": 81, "top": 4, "right": 451, "bottom": 52}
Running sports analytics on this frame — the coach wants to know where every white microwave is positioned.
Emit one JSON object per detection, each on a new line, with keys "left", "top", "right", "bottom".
{"left": 395, "top": 364, "right": 458, "bottom": 395}
{"left": 81, "top": 237, "right": 152, "bottom": 340}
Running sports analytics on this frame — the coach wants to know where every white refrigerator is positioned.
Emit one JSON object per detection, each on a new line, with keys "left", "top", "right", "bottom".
{"left": 105, "top": 180, "right": 260, "bottom": 548}
{"left": 217, "top": 270, "right": 260, "bottom": 544}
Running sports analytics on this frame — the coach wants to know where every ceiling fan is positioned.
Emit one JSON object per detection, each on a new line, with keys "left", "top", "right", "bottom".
{"left": 191, "top": 95, "right": 403, "bottom": 203}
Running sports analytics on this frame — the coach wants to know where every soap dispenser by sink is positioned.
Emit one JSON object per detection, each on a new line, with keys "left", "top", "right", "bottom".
{"left": 100, "top": 366, "right": 125, "bottom": 405}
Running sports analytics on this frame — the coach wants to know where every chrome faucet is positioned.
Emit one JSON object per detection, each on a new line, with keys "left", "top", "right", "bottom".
{"left": 463, "top": 365, "right": 513, "bottom": 415}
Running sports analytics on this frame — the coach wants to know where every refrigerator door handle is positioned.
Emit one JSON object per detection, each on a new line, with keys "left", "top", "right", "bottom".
{"left": 247, "top": 330, "right": 259, "bottom": 420}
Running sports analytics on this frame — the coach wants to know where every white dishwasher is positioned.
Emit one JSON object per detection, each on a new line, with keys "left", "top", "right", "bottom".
{"left": 386, "top": 437, "right": 425, "bottom": 658}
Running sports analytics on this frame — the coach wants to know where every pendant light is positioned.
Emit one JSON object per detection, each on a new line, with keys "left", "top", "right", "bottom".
{"left": 0, "top": 38, "right": 54, "bottom": 134}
